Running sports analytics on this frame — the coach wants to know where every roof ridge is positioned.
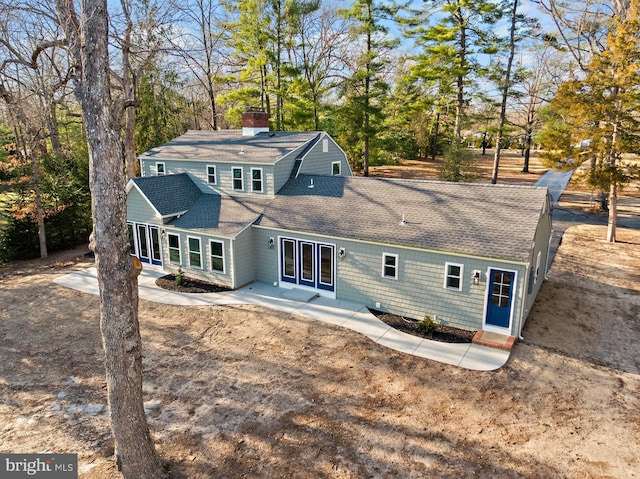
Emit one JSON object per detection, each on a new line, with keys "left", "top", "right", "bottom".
{"left": 297, "top": 174, "right": 547, "bottom": 191}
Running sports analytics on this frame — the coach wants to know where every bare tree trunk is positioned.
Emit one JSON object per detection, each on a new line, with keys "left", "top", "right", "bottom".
{"left": 56, "top": 0, "right": 166, "bottom": 476}
{"left": 453, "top": 10, "right": 467, "bottom": 141}
{"left": 31, "top": 150, "right": 48, "bottom": 259}
{"left": 606, "top": 98, "right": 620, "bottom": 243}
{"left": 431, "top": 111, "right": 440, "bottom": 161}
{"left": 48, "top": 100, "right": 63, "bottom": 156}
{"left": 121, "top": 0, "right": 139, "bottom": 181}
{"left": 607, "top": 180, "right": 617, "bottom": 242}
{"left": 491, "top": 0, "right": 518, "bottom": 184}
{"left": 124, "top": 101, "right": 138, "bottom": 180}
{"left": 522, "top": 130, "right": 532, "bottom": 173}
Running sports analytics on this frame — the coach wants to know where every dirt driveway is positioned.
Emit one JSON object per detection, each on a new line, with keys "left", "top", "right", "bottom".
{"left": 1, "top": 222, "right": 639, "bottom": 478}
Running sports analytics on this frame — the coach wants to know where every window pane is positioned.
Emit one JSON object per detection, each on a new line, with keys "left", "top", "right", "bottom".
{"left": 189, "top": 238, "right": 201, "bottom": 267}
{"left": 301, "top": 243, "right": 314, "bottom": 281}
{"left": 168, "top": 234, "right": 180, "bottom": 263}
{"left": 190, "top": 252, "right": 201, "bottom": 267}
{"left": 137, "top": 225, "right": 148, "bottom": 257}
{"left": 447, "top": 277, "right": 460, "bottom": 289}
{"left": 233, "top": 169, "right": 243, "bottom": 189}
{"left": 211, "top": 241, "right": 223, "bottom": 256}
{"left": 211, "top": 256, "right": 223, "bottom": 272}
{"left": 283, "top": 240, "right": 295, "bottom": 277}
{"left": 320, "top": 246, "right": 333, "bottom": 285}
{"left": 383, "top": 254, "right": 397, "bottom": 278}
{"left": 127, "top": 224, "right": 135, "bottom": 255}
{"left": 150, "top": 228, "right": 161, "bottom": 261}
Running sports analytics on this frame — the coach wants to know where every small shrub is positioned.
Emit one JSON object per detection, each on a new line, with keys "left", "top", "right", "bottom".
{"left": 175, "top": 267, "right": 185, "bottom": 286}
{"left": 417, "top": 315, "right": 437, "bottom": 335}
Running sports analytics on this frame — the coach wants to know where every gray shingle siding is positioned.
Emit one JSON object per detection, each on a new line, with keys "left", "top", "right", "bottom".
{"left": 231, "top": 227, "right": 256, "bottom": 288}
{"left": 297, "top": 135, "right": 351, "bottom": 177}
{"left": 140, "top": 160, "right": 277, "bottom": 197}
{"left": 161, "top": 229, "right": 234, "bottom": 287}
{"left": 253, "top": 226, "right": 528, "bottom": 332}
{"left": 127, "top": 188, "right": 159, "bottom": 223}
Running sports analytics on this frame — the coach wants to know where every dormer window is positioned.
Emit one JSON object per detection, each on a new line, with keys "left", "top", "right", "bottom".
{"left": 251, "top": 168, "right": 263, "bottom": 192}
{"left": 206, "top": 165, "right": 216, "bottom": 185}
{"left": 232, "top": 167, "right": 243, "bottom": 191}
{"left": 156, "top": 162, "right": 165, "bottom": 176}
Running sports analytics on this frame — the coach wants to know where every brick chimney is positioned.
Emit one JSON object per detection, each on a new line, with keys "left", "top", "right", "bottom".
{"left": 242, "top": 110, "right": 270, "bottom": 136}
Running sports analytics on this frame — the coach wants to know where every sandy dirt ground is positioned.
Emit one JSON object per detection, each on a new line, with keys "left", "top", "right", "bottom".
{"left": 1, "top": 151, "right": 639, "bottom": 478}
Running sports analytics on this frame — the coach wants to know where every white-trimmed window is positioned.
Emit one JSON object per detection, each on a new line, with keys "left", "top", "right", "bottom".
{"left": 206, "top": 165, "right": 216, "bottom": 185}
{"left": 156, "top": 162, "right": 165, "bottom": 176}
{"left": 210, "top": 240, "right": 225, "bottom": 273}
{"left": 188, "top": 236, "right": 202, "bottom": 269}
{"left": 382, "top": 253, "right": 398, "bottom": 279}
{"left": 332, "top": 161, "right": 341, "bottom": 176}
{"left": 444, "top": 262, "right": 464, "bottom": 291}
{"left": 251, "top": 168, "right": 263, "bottom": 192}
{"left": 167, "top": 233, "right": 181, "bottom": 264}
{"left": 232, "top": 167, "right": 243, "bottom": 191}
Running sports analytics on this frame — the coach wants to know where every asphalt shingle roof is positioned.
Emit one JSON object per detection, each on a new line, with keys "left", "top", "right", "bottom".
{"left": 169, "top": 195, "right": 267, "bottom": 236}
{"left": 132, "top": 174, "right": 266, "bottom": 237}
{"left": 132, "top": 173, "right": 202, "bottom": 216}
{"left": 258, "top": 175, "right": 549, "bottom": 261}
{"left": 139, "top": 130, "right": 321, "bottom": 164}
{"left": 133, "top": 173, "right": 549, "bottom": 260}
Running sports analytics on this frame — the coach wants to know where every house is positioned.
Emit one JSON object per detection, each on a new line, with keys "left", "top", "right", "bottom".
{"left": 126, "top": 111, "right": 553, "bottom": 338}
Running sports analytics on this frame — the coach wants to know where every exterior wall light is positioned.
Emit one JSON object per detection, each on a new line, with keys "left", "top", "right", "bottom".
{"left": 339, "top": 247, "right": 346, "bottom": 260}
{"left": 268, "top": 237, "right": 275, "bottom": 249}
{"left": 472, "top": 270, "right": 481, "bottom": 285}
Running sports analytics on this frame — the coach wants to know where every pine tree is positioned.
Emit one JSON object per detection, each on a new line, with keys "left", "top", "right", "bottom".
{"left": 539, "top": 0, "right": 640, "bottom": 242}
{"left": 338, "top": 0, "right": 398, "bottom": 175}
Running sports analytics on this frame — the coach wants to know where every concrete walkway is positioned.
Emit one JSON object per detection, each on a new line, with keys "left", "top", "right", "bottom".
{"left": 54, "top": 266, "right": 510, "bottom": 371}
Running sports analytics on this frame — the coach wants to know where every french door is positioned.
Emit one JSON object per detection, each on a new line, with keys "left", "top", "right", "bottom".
{"left": 280, "top": 238, "right": 335, "bottom": 293}
{"left": 129, "top": 223, "right": 162, "bottom": 266}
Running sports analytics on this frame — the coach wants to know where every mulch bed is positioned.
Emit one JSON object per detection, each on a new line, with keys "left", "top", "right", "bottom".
{"left": 369, "top": 309, "right": 475, "bottom": 343}
{"left": 156, "top": 274, "right": 232, "bottom": 294}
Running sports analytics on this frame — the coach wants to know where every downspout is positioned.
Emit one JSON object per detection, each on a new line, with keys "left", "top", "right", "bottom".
{"left": 518, "top": 263, "right": 530, "bottom": 341}
{"left": 230, "top": 240, "right": 236, "bottom": 289}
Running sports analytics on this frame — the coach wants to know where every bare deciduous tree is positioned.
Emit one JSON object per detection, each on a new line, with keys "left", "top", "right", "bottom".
{"left": 55, "top": 0, "right": 166, "bottom": 476}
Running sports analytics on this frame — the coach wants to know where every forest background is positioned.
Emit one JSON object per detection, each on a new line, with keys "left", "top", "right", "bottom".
{"left": 1, "top": 0, "right": 639, "bottom": 261}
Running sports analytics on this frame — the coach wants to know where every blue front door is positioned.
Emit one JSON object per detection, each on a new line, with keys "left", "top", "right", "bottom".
{"left": 486, "top": 269, "right": 515, "bottom": 329}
